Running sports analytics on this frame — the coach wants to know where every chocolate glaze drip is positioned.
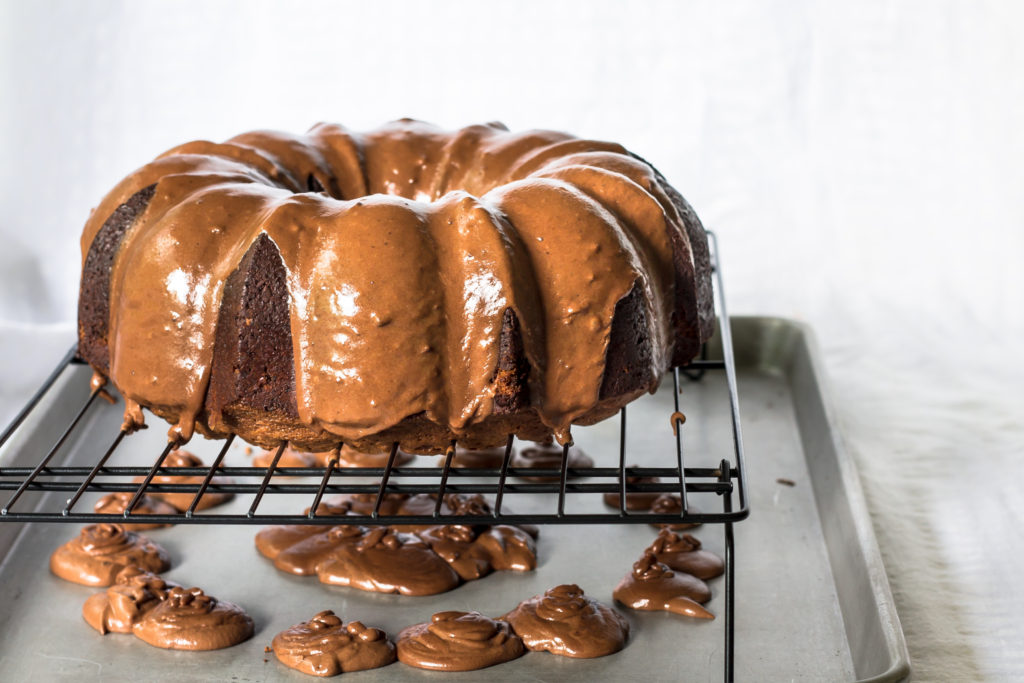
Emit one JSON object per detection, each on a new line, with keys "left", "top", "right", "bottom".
{"left": 83, "top": 567, "right": 179, "bottom": 634}
{"left": 502, "top": 584, "right": 629, "bottom": 658}
{"left": 78, "top": 120, "right": 714, "bottom": 452}
{"left": 336, "top": 492, "right": 409, "bottom": 516}
{"left": 613, "top": 551, "right": 713, "bottom": 619}
{"left": 254, "top": 493, "right": 537, "bottom": 595}
{"left": 414, "top": 524, "right": 491, "bottom": 580}
{"left": 602, "top": 475, "right": 702, "bottom": 528}
{"left": 445, "top": 493, "right": 538, "bottom": 538}
{"left": 442, "top": 492, "right": 492, "bottom": 517}
{"left": 669, "top": 410, "right": 686, "bottom": 435}
{"left": 384, "top": 493, "right": 461, "bottom": 534}
{"left": 406, "top": 492, "right": 455, "bottom": 515}
{"left": 93, "top": 492, "right": 177, "bottom": 530}
{"left": 133, "top": 450, "right": 234, "bottom": 511}
{"left": 509, "top": 442, "right": 594, "bottom": 482}
{"left": 316, "top": 528, "right": 461, "bottom": 596}
{"left": 602, "top": 466, "right": 662, "bottom": 510}
{"left": 50, "top": 524, "right": 170, "bottom": 586}
{"left": 133, "top": 585, "right": 254, "bottom": 650}
{"left": 272, "top": 610, "right": 396, "bottom": 676}
{"left": 387, "top": 492, "right": 539, "bottom": 538}
{"left": 253, "top": 500, "right": 353, "bottom": 564}
{"left": 416, "top": 524, "right": 536, "bottom": 580}
{"left": 471, "top": 525, "right": 538, "bottom": 571}
{"left": 305, "top": 500, "right": 356, "bottom": 517}
{"left": 647, "top": 529, "right": 724, "bottom": 580}
{"left": 648, "top": 493, "right": 701, "bottom": 531}
{"left": 397, "top": 611, "right": 524, "bottom": 671}
{"left": 331, "top": 491, "right": 529, "bottom": 527}
{"left": 274, "top": 525, "right": 366, "bottom": 577}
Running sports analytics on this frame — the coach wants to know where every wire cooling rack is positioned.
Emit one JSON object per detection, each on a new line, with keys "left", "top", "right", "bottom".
{"left": 0, "top": 231, "right": 747, "bottom": 681}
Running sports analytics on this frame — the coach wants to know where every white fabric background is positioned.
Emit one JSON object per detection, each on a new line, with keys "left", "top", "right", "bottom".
{"left": 2, "top": 1, "right": 1023, "bottom": 679}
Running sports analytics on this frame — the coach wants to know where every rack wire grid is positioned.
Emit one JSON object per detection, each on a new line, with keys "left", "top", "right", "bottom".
{"left": 0, "top": 231, "right": 747, "bottom": 682}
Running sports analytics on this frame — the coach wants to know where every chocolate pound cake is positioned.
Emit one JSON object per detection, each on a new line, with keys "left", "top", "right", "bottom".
{"left": 78, "top": 120, "right": 714, "bottom": 453}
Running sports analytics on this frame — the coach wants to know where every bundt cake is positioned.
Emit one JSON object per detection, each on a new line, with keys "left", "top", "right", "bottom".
{"left": 78, "top": 120, "right": 713, "bottom": 453}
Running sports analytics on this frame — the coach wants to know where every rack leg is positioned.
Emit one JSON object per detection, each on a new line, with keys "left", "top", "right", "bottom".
{"left": 723, "top": 476, "right": 735, "bottom": 683}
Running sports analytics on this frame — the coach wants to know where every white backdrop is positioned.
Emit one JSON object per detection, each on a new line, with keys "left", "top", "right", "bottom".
{"left": 2, "top": 1, "right": 1023, "bottom": 679}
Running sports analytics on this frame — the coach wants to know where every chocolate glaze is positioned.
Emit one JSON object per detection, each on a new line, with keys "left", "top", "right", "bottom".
{"left": 77, "top": 120, "right": 714, "bottom": 452}
{"left": 602, "top": 466, "right": 662, "bottom": 510}
{"left": 472, "top": 525, "right": 538, "bottom": 571}
{"left": 441, "top": 492, "right": 492, "bottom": 516}
{"left": 381, "top": 493, "right": 459, "bottom": 534}
{"left": 647, "top": 529, "right": 724, "bottom": 580}
{"left": 305, "top": 500, "right": 356, "bottom": 517}
{"left": 330, "top": 491, "right": 524, "bottom": 526}
{"left": 132, "top": 585, "right": 254, "bottom": 650}
{"left": 133, "top": 450, "right": 233, "bottom": 511}
{"left": 90, "top": 370, "right": 116, "bottom": 404}
{"left": 502, "top": 584, "right": 629, "bottom": 658}
{"left": 50, "top": 524, "right": 170, "bottom": 586}
{"left": 272, "top": 610, "right": 396, "bottom": 676}
{"left": 83, "top": 567, "right": 179, "bottom": 634}
{"left": 416, "top": 524, "right": 536, "bottom": 580}
{"left": 443, "top": 492, "right": 539, "bottom": 539}
{"left": 253, "top": 500, "right": 352, "bottom": 563}
{"left": 93, "top": 492, "right": 178, "bottom": 530}
{"left": 397, "top": 492, "right": 452, "bottom": 517}
{"left": 336, "top": 492, "right": 409, "bottom": 516}
{"left": 275, "top": 525, "right": 366, "bottom": 576}
{"left": 316, "top": 528, "right": 460, "bottom": 596}
{"left": 255, "top": 494, "right": 537, "bottom": 594}
{"left": 613, "top": 551, "right": 713, "bottom": 619}
{"left": 414, "top": 524, "right": 491, "bottom": 580}
{"left": 669, "top": 410, "right": 686, "bottom": 435}
{"left": 397, "top": 611, "right": 524, "bottom": 671}
{"left": 384, "top": 492, "right": 538, "bottom": 539}
{"left": 648, "top": 493, "right": 701, "bottom": 530}
{"left": 509, "top": 442, "right": 594, "bottom": 482}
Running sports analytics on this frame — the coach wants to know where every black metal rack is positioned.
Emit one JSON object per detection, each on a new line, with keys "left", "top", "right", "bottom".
{"left": 0, "top": 231, "right": 747, "bottom": 681}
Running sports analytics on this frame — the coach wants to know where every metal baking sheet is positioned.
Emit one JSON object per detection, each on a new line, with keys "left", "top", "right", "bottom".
{"left": 0, "top": 317, "right": 910, "bottom": 682}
